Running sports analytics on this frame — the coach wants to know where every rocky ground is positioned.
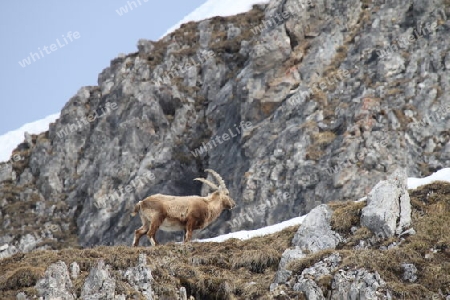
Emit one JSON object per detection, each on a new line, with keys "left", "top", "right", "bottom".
{"left": 1, "top": 173, "right": 449, "bottom": 299}
{"left": 1, "top": 0, "right": 450, "bottom": 298}
{"left": 1, "top": 0, "right": 450, "bottom": 249}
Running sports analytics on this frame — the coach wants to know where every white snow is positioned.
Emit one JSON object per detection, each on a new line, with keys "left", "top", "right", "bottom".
{"left": 195, "top": 215, "right": 305, "bottom": 243}
{"left": 0, "top": 113, "right": 60, "bottom": 162}
{"left": 407, "top": 168, "right": 450, "bottom": 189}
{"left": 161, "top": 0, "right": 269, "bottom": 38}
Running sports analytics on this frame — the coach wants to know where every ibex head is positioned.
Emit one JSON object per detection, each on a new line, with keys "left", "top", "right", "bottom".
{"left": 194, "top": 169, "right": 236, "bottom": 209}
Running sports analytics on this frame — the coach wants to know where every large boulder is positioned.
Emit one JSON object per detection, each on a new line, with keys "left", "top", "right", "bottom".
{"left": 271, "top": 247, "right": 306, "bottom": 288}
{"left": 292, "top": 204, "right": 342, "bottom": 252}
{"left": 272, "top": 205, "right": 341, "bottom": 291}
{"left": 361, "top": 169, "right": 412, "bottom": 237}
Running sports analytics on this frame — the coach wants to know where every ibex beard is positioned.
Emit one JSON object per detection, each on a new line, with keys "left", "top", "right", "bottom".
{"left": 131, "top": 169, "right": 236, "bottom": 246}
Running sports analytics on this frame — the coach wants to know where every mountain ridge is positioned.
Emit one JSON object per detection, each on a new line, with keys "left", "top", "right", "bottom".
{"left": 1, "top": 0, "right": 450, "bottom": 298}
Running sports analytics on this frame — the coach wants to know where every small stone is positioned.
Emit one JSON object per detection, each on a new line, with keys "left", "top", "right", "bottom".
{"left": 70, "top": 262, "right": 80, "bottom": 280}
{"left": 180, "top": 287, "right": 188, "bottom": 300}
{"left": 292, "top": 205, "right": 342, "bottom": 252}
{"left": 401, "top": 263, "right": 418, "bottom": 282}
{"left": 425, "top": 253, "right": 434, "bottom": 259}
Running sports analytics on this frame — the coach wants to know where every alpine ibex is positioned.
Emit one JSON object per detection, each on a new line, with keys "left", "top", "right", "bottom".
{"left": 131, "top": 169, "right": 236, "bottom": 246}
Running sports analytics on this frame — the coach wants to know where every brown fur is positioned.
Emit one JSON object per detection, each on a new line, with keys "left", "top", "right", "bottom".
{"left": 132, "top": 170, "right": 236, "bottom": 246}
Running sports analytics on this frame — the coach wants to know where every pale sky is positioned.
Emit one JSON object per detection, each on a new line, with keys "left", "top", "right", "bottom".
{"left": 0, "top": 0, "right": 207, "bottom": 135}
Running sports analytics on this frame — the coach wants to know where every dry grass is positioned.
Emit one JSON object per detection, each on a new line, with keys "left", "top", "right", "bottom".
{"left": 305, "top": 146, "right": 324, "bottom": 161}
{"left": 311, "top": 89, "right": 328, "bottom": 106}
{"left": 338, "top": 241, "right": 449, "bottom": 299}
{"left": 326, "top": 45, "right": 348, "bottom": 71}
{"left": 1, "top": 182, "right": 449, "bottom": 299}
{"left": 312, "top": 131, "right": 336, "bottom": 145}
{"left": 0, "top": 267, "right": 45, "bottom": 291}
{"left": 329, "top": 200, "right": 366, "bottom": 235}
{"left": 307, "top": 130, "right": 337, "bottom": 159}
{"left": 230, "top": 249, "right": 280, "bottom": 273}
{"left": 385, "top": 88, "right": 403, "bottom": 95}
{"left": 393, "top": 108, "right": 413, "bottom": 131}
{"left": 286, "top": 182, "right": 450, "bottom": 299}
{"left": 0, "top": 226, "right": 298, "bottom": 300}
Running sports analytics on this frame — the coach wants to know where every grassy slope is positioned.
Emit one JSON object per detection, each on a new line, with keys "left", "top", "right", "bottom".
{"left": 1, "top": 182, "right": 449, "bottom": 299}
{"left": 0, "top": 225, "right": 297, "bottom": 299}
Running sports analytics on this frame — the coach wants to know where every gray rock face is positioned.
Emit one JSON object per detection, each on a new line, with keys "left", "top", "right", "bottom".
{"left": 361, "top": 169, "right": 412, "bottom": 237}
{"left": 301, "top": 252, "right": 342, "bottom": 279}
{"left": 81, "top": 260, "right": 116, "bottom": 300}
{"left": 0, "top": 244, "right": 18, "bottom": 259}
{"left": 292, "top": 205, "right": 342, "bottom": 252}
{"left": 18, "top": 233, "right": 39, "bottom": 253}
{"left": 18, "top": 168, "right": 33, "bottom": 185}
{"left": 35, "top": 258, "right": 152, "bottom": 300}
{"left": 137, "top": 39, "right": 155, "bottom": 54}
{"left": 35, "top": 261, "right": 75, "bottom": 300}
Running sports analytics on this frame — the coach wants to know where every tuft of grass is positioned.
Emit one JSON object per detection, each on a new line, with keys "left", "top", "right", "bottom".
{"left": 287, "top": 249, "right": 335, "bottom": 275}
{"left": 312, "top": 131, "right": 336, "bottom": 146}
{"left": 0, "top": 267, "right": 45, "bottom": 291}
{"left": 329, "top": 200, "right": 366, "bottom": 235}
{"left": 305, "top": 147, "right": 324, "bottom": 161}
{"left": 305, "top": 131, "right": 336, "bottom": 161}
{"left": 231, "top": 249, "right": 280, "bottom": 273}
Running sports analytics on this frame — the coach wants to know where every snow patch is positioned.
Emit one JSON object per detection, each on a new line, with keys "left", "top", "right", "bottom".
{"left": 195, "top": 216, "right": 305, "bottom": 243}
{"left": 0, "top": 113, "right": 60, "bottom": 162}
{"left": 407, "top": 168, "right": 450, "bottom": 189}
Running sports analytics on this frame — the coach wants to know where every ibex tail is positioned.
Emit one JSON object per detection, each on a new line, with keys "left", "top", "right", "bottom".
{"left": 131, "top": 201, "right": 141, "bottom": 217}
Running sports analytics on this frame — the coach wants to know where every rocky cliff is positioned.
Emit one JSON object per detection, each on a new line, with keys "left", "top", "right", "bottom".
{"left": 0, "top": 0, "right": 449, "bottom": 287}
